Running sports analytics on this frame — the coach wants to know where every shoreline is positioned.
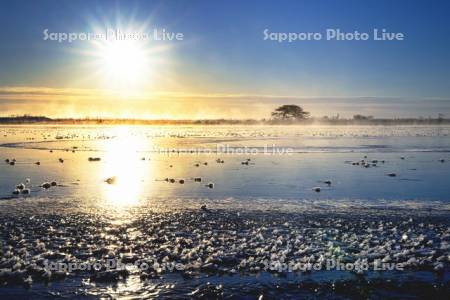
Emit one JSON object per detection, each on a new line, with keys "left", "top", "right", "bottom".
{"left": 1, "top": 117, "right": 450, "bottom": 126}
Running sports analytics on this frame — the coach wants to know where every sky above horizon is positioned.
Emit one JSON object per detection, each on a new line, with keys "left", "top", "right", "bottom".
{"left": 0, "top": 0, "right": 449, "bottom": 119}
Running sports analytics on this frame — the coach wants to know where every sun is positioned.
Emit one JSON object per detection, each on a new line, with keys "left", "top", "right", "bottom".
{"left": 97, "top": 40, "right": 150, "bottom": 88}
{"left": 102, "top": 41, "right": 146, "bottom": 78}
{"left": 78, "top": 19, "right": 173, "bottom": 93}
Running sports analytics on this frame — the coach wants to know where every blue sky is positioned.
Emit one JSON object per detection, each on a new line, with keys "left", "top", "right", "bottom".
{"left": 0, "top": 0, "right": 449, "bottom": 118}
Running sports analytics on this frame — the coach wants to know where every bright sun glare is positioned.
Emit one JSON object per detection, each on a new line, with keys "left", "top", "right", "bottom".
{"left": 83, "top": 20, "right": 172, "bottom": 93}
{"left": 96, "top": 39, "right": 151, "bottom": 89}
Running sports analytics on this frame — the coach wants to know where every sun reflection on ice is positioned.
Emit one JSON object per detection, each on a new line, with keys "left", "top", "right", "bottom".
{"left": 101, "top": 127, "right": 151, "bottom": 208}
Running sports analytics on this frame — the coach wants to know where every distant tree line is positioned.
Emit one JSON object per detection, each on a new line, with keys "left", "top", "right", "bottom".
{"left": 0, "top": 115, "right": 52, "bottom": 123}
{"left": 0, "top": 110, "right": 449, "bottom": 125}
